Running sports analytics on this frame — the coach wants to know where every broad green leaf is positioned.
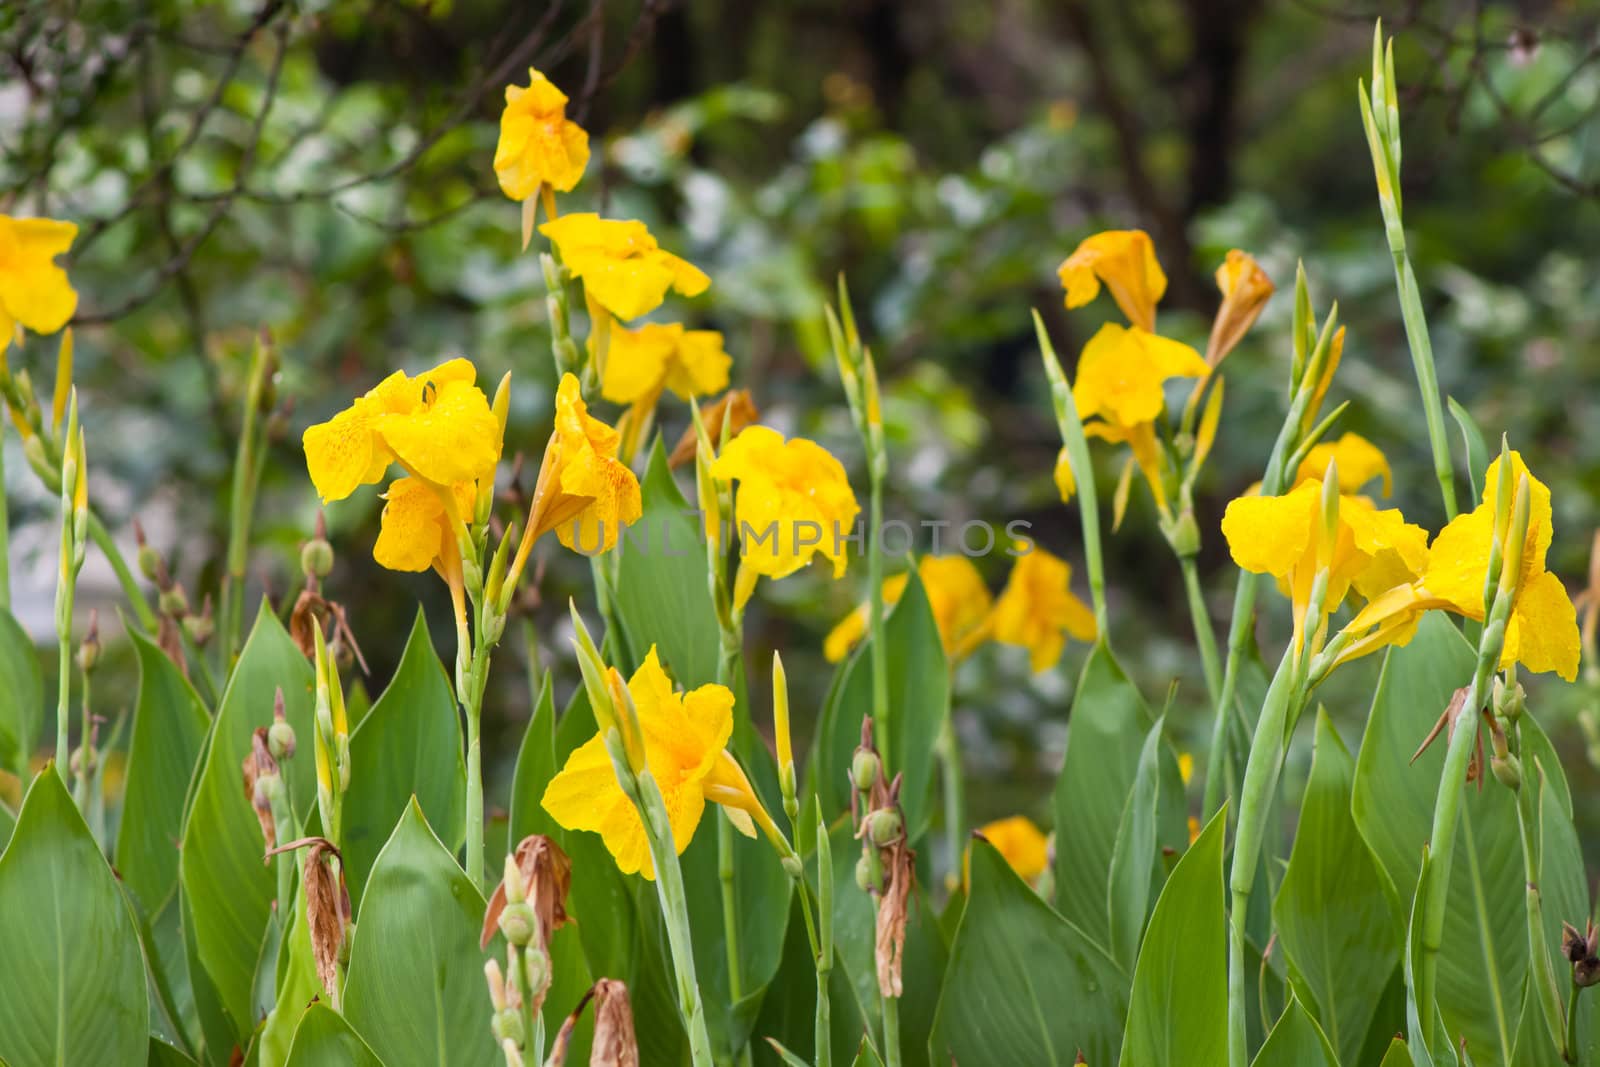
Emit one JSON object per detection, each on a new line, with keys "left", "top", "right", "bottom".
{"left": 853, "top": 1036, "right": 886, "bottom": 1066}
{"left": 824, "top": 823, "right": 945, "bottom": 1066}
{"left": 1106, "top": 715, "right": 1164, "bottom": 969}
{"left": 1447, "top": 397, "right": 1489, "bottom": 501}
{"left": 257, "top": 891, "right": 320, "bottom": 1067}
{"left": 0, "top": 797, "right": 13, "bottom": 849}
{"left": 1353, "top": 613, "right": 1526, "bottom": 1066}
{"left": 612, "top": 440, "right": 720, "bottom": 687}
{"left": 0, "top": 606, "right": 42, "bottom": 777}
{"left": 181, "top": 883, "right": 242, "bottom": 1066}
{"left": 149, "top": 1036, "right": 198, "bottom": 1066}
{"left": 0, "top": 770, "right": 149, "bottom": 1066}
{"left": 1275, "top": 710, "right": 1401, "bottom": 1064}
{"left": 117, "top": 627, "right": 211, "bottom": 911}
{"left": 342, "top": 609, "right": 464, "bottom": 905}
{"left": 507, "top": 674, "right": 561, "bottom": 844}
{"left": 1403, "top": 855, "right": 1460, "bottom": 1067}
{"left": 683, "top": 812, "right": 794, "bottom": 1059}
{"left": 125, "top": 883, "right": 200, "bottom": 1058}
{"left": 284, "top": 1003, "right": 385, "bottom": 1067}
{"left": 1510, "top": 754, "right": 1593, "bottom": 1066}
{"left": 1381, "top": 1036, "right": 1418, "bottom": 1067}
{"left": 344, "top": 799, "right": 499, "bottom": 1066}
{"left": 932, "top": 837, "right": 1129, "bottom": 1066}
{"left": 1052, "top": 640, "right": 1154, "bottom": 950}
{"left": 812, "top": 569, "right": 949, "bottom": 840}
{"left": 1118, "top": 808, "right": 1226, "bottom": 1067}
{"left": 179, "top": 604, "right": 316, "bottom": 1036}
{"left": 1252, "top": 996, "right": 1339, "bottom": 1067}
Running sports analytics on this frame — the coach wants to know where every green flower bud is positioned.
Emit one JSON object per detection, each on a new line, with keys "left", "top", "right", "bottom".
{"left": 1491, "top": 752, "right": 1522, "bottom": 791}
{"left": 499, "top": 901, "right": 536, "bottom": 947}
{"left": 301, "top": 538, "right": 334, "bottom": 580}
{"left": 781, "top": 855, "right": 803, "bottom": 880}
{"left": 158, "top": 586, "right": 188, "bottom": 618}
{"left": 851, "top": 750, "right": 880, "bottom": 792}
{"left": 183, "top": 612, "right": 213, "bottom": 646}
{"left": 492, "top": 1007, "right": 525, "bottom": 1045}
{"left": 855, "top": 855, "right": 875, "bottom": 892}
{"left": 522, "top": 946, "right": 548, "bottom": 993}
{"left": 866, "top": 808, "right": 902, "bottom": 848}
{"left": 268, "top": 720, "right": 297, "bottom": 761}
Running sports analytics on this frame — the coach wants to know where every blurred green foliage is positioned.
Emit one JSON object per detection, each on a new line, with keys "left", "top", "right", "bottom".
{"left": 4, "top": 0, "right": 1599, "bottom": 842}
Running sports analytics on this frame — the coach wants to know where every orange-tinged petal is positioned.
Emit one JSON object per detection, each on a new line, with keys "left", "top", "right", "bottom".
{"left": 1057, "top": 230, "right": 1166, "bottom": 331}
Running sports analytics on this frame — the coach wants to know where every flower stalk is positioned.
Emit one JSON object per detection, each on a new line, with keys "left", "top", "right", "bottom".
{"left": 219, "top": 330, "right": 277, "bottom": 672}
{"left": 1033, "top": 311, "right": 1106, "bottom": 634}
{"left": 54, "top": 391, "right": 87, "bottom": 790}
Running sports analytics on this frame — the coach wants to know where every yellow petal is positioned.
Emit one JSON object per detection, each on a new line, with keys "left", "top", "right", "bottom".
{"left": 0, "top": 215, "right": 79, "bottom": 335}
{"left": 372, "top": 477, "right": 452, "bottom": 572}
{"left": 1057, "top": 230, "right": 1166, "bottom": 331}
{"left": 1503, "top": 569, "right": 1580, "bottom": 681}
{"left": 1053, "top": 445, "right": 1076, "bottom": 503}
{"left": 1220, "top": 482, "right": 1318, "bottom": 579}
{"left": 1295, "top": 433, "right": 1392, "bottom": 496}
{"left": 1420, "top": 506, "right": 1496, "bottom": 618}
{"left": 974, "top": 815, "right": 1049, "bottom": 881}
{"left": 303, "top": 401, "right": 389, "bottom": 504}
{"left": 1073, "top": 324, "right": 1206, "bottom": 430}
{"left": 662, "top": 329, "right": 731, "bottom": 400}
{"left": 600, "top": 323, "right": 678, "bottom": 404}
{"left": 376, "top": 378, "right": 502, "bottom": 487}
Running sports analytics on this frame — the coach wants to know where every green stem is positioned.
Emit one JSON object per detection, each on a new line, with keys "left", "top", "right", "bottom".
{"left": 627, "top": 756, "right": 716, "bottom": 1067}
{"left": 717, "top": 813, "right": 746, "bottom": 1067}
{"left": 1415, "top": 617, "right": 1505, "bottom": 1051}
{"left": 86, "top": 513, "right": 158, "bottom": 633}
{"left": 1180, "top": 555, "right": 1223, "bottom": 707}
{"left": 1226, "top": 642, "right": 1301, "bottom": 1067}
{"left": 938, "top": 715, "right": 964, "bottom": 888}
{"left": 1568, "top": 980, "right": 1583, "bottom": 1062}
{"left": 222, "top": 338, "right": 270, "bottom": 670}
{"left": 882, "top": 992, "right": 902, "bottom": 1067}
{"left": 1386, "top": 246, "right": 1458, "bottom": 521}
{"left": 72, "top": 664, "right": 91, "bottom": 812}
{"left": 867, "top": 465, "right": 889, "bottom": 772}
{"left": 0, "top": 427, "right": 9, "bottom": 611}
{"left": 463, "top": 641, "right": 490, "bottom": 890}
{"left": 1034, "top": 312, "right": 1107, "bottom": 634}
{"left": 1514, "top": 726, "right": 1570, "bottom": 1061}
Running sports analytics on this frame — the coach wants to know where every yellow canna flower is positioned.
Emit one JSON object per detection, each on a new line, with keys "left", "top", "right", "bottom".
{"left": 0, "top": 214, "right": 79, "bottom": 341}
{"left": 302, "top": 358, "right": 502, "bottom": 504}
{"left": 539, "top": 214, "right": 710, "bottom": 321}
{"left": 992, "top": 546, "right": 1097, "bottom": 672}
{"left": 371, "top": 477, "right": 476, "bottom": 573}
{"left": 600, "top": 322, "right": 731, "bottom": 405}
{"left": 824, "top": 555, "right": 994, "bottom": 663}
{"left": 494, "top": 68, "right": 590, "bottom": 200}
{"left": 1221, "top": 477, "right": 1429, "bottom": 649}
{"left": 710, "top": 425, "right": 860, "bottom": 581}
{"left": 1057, "top": 230, "right": 1166, "bottom": 332}
{"left": 541, "top": 647, "right": 765, "bottom": 879}
{"left": 1204, "top": 250, "right": 1274, "bottom": 367}
{"left": 522, "top": 373, "right": 643, "bottom": 554}
{"left": 1294, "top": 432, "right": 1392, "bottom": 497}
{"left": 973, "top": 815, "right": 1050, "bottom": 884}
{"left": 1345, "top": 452, "right": 1580, "bottom": 680}
{"left": 1074, "top": 323, "right": 1209, "bottom": 432}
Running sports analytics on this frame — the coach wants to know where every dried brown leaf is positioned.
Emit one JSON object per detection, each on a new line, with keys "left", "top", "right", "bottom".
{"left": 241, "top": 727, "right": 278, "bottom": 850}
{"left": 303, "top": 839, "right": 349, "bottom": 1010}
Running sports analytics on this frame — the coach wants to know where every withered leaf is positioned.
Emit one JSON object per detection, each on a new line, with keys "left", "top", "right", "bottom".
{"left": 481, "top": 834, "right": 573, "bottom": 951}
{"left": 241, "top": 727, "right": 279, "bottom": 850}
{"left": 303, "top": 839, "right": 350, "bottom": 1010}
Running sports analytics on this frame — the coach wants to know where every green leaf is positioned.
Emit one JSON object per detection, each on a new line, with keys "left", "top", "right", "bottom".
{"left": 343, "top": 799, "right": 500, "bottom": 1067}
{"left": 0, "top": 769, "right": 149, "bottom": 1066}
{"left": 0, "top": 606, "right": 42, "bottom": 778}
{"left": 812, "top": 569, "right": 950, "bottom": 840}
{"left": 1106, "top": 715, "right": 1165, "bottom": 969}
{"left": 683, "top": 812, "right": 794, "bottom": 1059}
{"left": 1510, "top": 754, "right": 1593, "bottom": 1066}
{"left": 179, "top": 604, "right": 316, "bottom": 1037}
{"left": 1352, "top": 614, "right": 1527, "bottom": 1066}
{"left": 932, "top": 837, "right": 1129, "bottom": 1065}
{"left": 1447, "top": 397, "right": 1489, "bottom": 500}
{"left": 284, "top": 1003, "right": 386, "bottom": 1067}
{"left": 1381, "top": 1036, "right": 1418, "bottom": 1067}
{"left": 824, "top": 823, "right": 946, "bottom": 1066}
{"left": 853, "top": 1035, "right": 887, "bottom": 1067}
{"left": 180, "top": 882, "right": 242, "bottom": 1066}
{"left": 1052, "top": 641, "right": 1155, "bottom": 950}
{"left": 256, "top": 890, "right": 320, "bottom": 1067}
{"left": 1252, "top": 996, "right": 1339, "bottom": 1067}
{"left": 117, "top": 627, "right": 212, "bottom": 911}
{"left": 1275, "top": 710, "right": 1401, "bottom": 1064}
{"left": 0, "top": 797, "right": 14, "bottom": 850}
{"left": 612, "top": 440, "right": 720, "bottom": 687}
{"left": 1118, "top": 808, "right": 1227, "bottom": 1067}
{"left": 148, "top": 1036, "right": 198, "bottom": 1066}
{"left": 508, "top": 674, "right": 561, "bottom": 844}
{"left": 342, "top": 609, "right": 464, "bottom": 905}
{"left": 125, "top": 883, "right": 200, "bottom": 1058}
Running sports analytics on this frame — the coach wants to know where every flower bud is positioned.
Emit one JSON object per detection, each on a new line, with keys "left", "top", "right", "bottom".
{"left": 484, "top": 958, "right": 507, "bottom": 1011}
{"left": 855, "top": 854, "right": 876, "bottom": 892}
{"left": 1165, "top": 511, "right": 1201, "bottom": 558}
{"left": 75, "top": 612, "right": 100, "bottom": 673}
{"left": 781, "top": 854, "right": 803, "bottom": 880}
{"left": 301, "top": 538, "right": 334, "bottom": 580}
{"left": 158, "top": 585, "right": 189, "bottom": 618}
{"left": 1490, "top": 752, "right": 1521, "bottom": 791}
{"left": 851, "top": 750, "right": 880, "bottom": 792}
{"left": 866, "top": 808, "right": 903, "bottom": 848}
{"left": 492, "top": 1007, "right": 525, "bottom": 1046}
{"left": 268, "top": 720, "right": 297, "bottom": 761}
{"left": 183, "top": 609, "right": 214, "bottom": 646}
{"left": 522, "top": 945, "right": 548, "bottom": 993}
{"left": 499, "top": 901, "right": 536, "bottom": 947}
